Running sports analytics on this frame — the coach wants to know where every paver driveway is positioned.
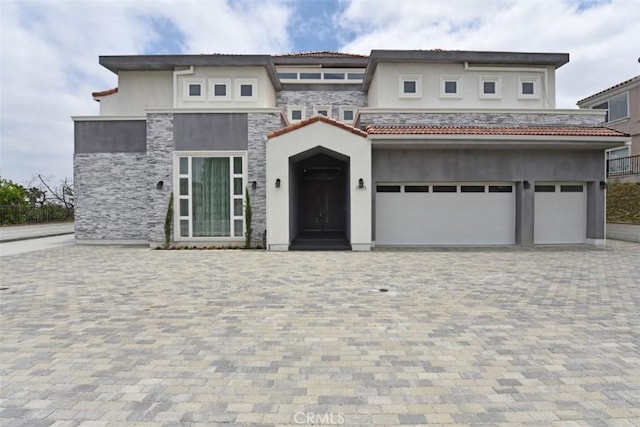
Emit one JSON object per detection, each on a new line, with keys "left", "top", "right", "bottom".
{"left": 1, "top": 241, "right": 639, "bottom": 426}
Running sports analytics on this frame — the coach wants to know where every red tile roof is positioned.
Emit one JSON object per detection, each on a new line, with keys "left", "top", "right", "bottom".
{"left": 92, "top": 87, "right": 118, "bottom": 98}
{"left": 267, "top": 115, "right": 368, "bottom": 139}
{"left": 365, "top": 125, "right": 627, "bottom": 137}
{"left": 273, "top": 51, "right": 368, "bottom": 58}
{"left": 577, "top": 75, "right": 640, "bottom": 105}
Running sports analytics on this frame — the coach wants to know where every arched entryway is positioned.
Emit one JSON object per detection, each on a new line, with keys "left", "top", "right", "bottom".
{"left": 289, "top": 148, "right": 350, "bottom": 250}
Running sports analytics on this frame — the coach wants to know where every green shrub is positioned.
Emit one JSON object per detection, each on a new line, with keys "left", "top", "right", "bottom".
{"left": 164, "top": 193, "right": 174, "bottom": 248}
{"left": 607, "top": 182, "right": 640, "bottom": 224}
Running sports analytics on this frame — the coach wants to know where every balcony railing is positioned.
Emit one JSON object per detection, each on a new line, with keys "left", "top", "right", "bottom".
{"left": 607, "top": 155, "right": 640, "bottom": 177}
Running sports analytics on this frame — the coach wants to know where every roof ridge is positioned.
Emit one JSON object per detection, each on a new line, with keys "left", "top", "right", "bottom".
{"left": 273, "top": 50, "right": 369, "bottom": 58}
{"left": 577, "top": 74, "right": 640, "bottom": 104}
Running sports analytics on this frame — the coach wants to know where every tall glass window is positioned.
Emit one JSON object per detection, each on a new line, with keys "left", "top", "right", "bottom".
{"left": 177, "top": 154, "right": 244, "bottom": 239}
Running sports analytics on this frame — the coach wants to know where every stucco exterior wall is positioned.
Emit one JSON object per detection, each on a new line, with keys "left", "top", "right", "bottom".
{"left": 74, "top": 152, "right": 148, "bottom": 241}
{"left": 367, "top": 63, "right": 556, "bottom": 109}
{"left": 100, "top": 71, "right": 173, "bottom": 116}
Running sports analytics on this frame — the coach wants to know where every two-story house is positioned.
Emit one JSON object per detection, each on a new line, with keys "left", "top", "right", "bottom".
{"left": 577, "top": 75, "right": 640, "bottom": 180}
{"left": 73, "top": 50, "right": 628, "bottom": 250}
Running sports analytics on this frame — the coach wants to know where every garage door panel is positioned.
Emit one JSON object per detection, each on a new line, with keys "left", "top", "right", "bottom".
{"left": 376, "top": 183, "right": 515, "bottom": 245}
{"left": 534, "top": 183, "right": 586, "bottom": 244}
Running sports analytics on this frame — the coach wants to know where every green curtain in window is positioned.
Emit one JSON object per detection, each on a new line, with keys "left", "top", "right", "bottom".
{"left": 192, "top": 158, "right": 230, "bottom": 237}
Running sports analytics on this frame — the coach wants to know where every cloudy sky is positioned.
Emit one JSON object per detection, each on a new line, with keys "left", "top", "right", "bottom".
{"left": 1, "top": 0, "right": 639, "bottom": 186}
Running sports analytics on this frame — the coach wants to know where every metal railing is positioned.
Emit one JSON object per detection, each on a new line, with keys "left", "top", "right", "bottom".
{"left": 0, "top": 205, "right": 74, "bottom": 225}
{"left": 607, "top": 155, "right": 640, "bottom": 177}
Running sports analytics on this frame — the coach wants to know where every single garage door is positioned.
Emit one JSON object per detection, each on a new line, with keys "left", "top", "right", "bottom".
{"left": 534, "top": 182, "right": 586, "bottom": 244}
{"left": 375, "top": 182, "right": 515, "bottom": 245}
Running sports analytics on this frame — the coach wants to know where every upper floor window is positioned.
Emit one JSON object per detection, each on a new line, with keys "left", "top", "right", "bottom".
{"left": 479, "top": 76, "right": 501, "bottom": 99}
{"left": 209, "top": 78, "right": 231, "bottom": 101}
{"left": 235, "top": 79, "right": 257, "bottom": 101}
{"left": 339, "top": 106, "right": 356, "bottom": 124}
{"left": 313, "top": 105, "right": 331, "bottom": 117}
{"left": 183, "top": 78, "right": 205, "bottom": 101}
{"left": 288, "top": 105, "right": 306, "bottom": 122}
{"left": 441, "top": 75, "right": 462, "bottom": 98}
{"left": 277, "top": 68, "right": 365, "bottom": 83}
{"left": 518, "top": 76, "right": 541, "bottom": 99}
{"left": 399, "top": 75, "right": 422, "bottom": 98}
{"left": 593, "top": 92, "right": 629, "bottom": 123}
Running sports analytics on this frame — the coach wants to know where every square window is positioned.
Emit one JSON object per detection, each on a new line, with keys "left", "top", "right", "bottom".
{"left": 339, "top": 106, "right": 356, "bottom": 123}
{"left": 441, "top": 75, "right": 462, "bottom": 98}
{"left": 214, "top": 84, "right": 226, "bottom": 97}
{"left": 399, "top": 75, "right": 422, "bottom": 98}
{"left": 343, "top": 110, "right": 354, "bottom": 121}
{"left": 313, "top": 105, "right": 331, "bottom": 117}
{"left": 403, "top": 80, "right": 417, "bottom": 94}
{"left": 189, "top": 84, "right": 201, "bottom": 97}
{"left": 483, "top": 81, "right": 496, "bottom": 94}
{"left": 240, "top": 84, "right": 252, "bottom": 97}
{"left": 522, "top": 82, "right": 534, "bottom": 95}
{"left": 291, "top": 110, "right": 302, "bottom": 120}
{"left": 288, "top": 105, "right": 305, "bottom": 122}
{"left": 317, "top": 110, "right": 328, "bottom": 116}
{"left": 444, "top": 81, "right": 457, "bottom": 94}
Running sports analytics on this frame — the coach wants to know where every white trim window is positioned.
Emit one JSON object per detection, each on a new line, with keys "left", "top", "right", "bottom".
{"left": 313, "top": 105, "right": 331, "bottom": 117}
{"left": 440, "top": 75, "right": 462, "bottom": 98}
{"left": 235, "top": 78, "right": 257, "bottom": 101}
{"left": 175, "top": 152, "right": 246, "bottom": 240}
{"left": 593, "top": 92, "right": 629, "bottom": 123}
{"left": 399, "top": 75, "right": 422, "bottom": 98}
{"left": 479, "top": 76, "right": 501, "bottom": 99}
{"left": 209, "top": 78, "right": 231, "bottom": 101}
{"left": 287, "top": 105, "right": 306, "bottom": 122}
{"left": 183, "top": 78, "right": 205, "bottom": 101}
{"left": 339, "top": 106, "right": 356, "bottom": 124}
{"left": 518, "top": 76, "right": 541, "bottom": 99}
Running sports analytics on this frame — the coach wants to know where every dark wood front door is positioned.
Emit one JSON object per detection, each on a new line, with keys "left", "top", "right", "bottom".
{"left": 300, "top": 168, "right": 345, "bottom": 233}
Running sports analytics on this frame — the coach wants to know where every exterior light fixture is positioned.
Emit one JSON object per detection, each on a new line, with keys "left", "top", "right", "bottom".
{"left": 358, "top": 178, "right": 364, "bottom": 189}
{"left": 275, "top": 178, "right": 281, "bottom": 188}
{"left": 600, "top": 181, "right": 607, "bottom": 189}
{"left": 523, "top": 180, "right": 530, "bottom": 189}
{"left": 156, "top": 180, "right": 164, "bottom": 190}
{"left": 251, "top": 181, "right": 257, "bottom": 190}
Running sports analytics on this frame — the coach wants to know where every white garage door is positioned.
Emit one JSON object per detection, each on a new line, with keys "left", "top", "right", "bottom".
{"left": 375, "top": 183, "right": 515, "bottom": 245}
{"left": 534, "top": 182, "right": 586, "bottom": 244}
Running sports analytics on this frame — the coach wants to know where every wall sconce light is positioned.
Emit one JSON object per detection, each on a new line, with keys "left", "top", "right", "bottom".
{"left": 358, "top": 178, "right": 364, "bottom": 189}
{"left": 523, "top": 180, "right": 530, "bottom": 189}
{"left": 275, "top": 178, "right": 281, "bottom": 188}
{"left": 251, "top": 181, "right": 257, "bottom": 190}
{"left": 156, "top": 180, "right": 164, "bottom": 190}
{"left": 600, "top": 181, "right": 607, "bottom": 189}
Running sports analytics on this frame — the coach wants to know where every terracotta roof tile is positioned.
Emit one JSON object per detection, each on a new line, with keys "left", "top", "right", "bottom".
{"left": 577, "top": 75, "right": 640, "bottom": 104}
{"left": 267, "top": 115, "right": 368, "bottom": 139}
{"left": 365, "top": 125, "right": 627, "bottom": 137}
{"left": 92, "top": 87, "right": 118, "bottom": 98}
{"left": 273, "top": 51, "right": 368, "bottom": 58}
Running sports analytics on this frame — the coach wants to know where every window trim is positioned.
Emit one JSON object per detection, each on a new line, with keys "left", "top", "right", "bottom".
{"left": 208, "top": 78, "right": 231, "bottom": 101}
{"left": 479, "top": 76, "right": 502, "bottom": 99}
{"left": 399, "top": 74, "right": 422, "bottom": 98}
{"left": 173, "top": 151, "right": 247, "bottom": 241}
{"left": 234, "top": 78, "right": 257, "bottom": 101}
{"left": 287, "top": 105, "right": 306, "bottom": 122}
{"left": 440, "top": 75, "right": 462, "bottom": 98}
{"left": 183, "top": 78, "right": 205, "bottom": 101}
{"left": 518, "top": 76, "right": 541, "bottom": 99}
{"left": 313, "top": 105, "right": 332, "bottom": 117}
{"left": 339, "top": 106, "right": 356, "bottom": 124}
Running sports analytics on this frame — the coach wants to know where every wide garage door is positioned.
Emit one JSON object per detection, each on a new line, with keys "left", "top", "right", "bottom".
{"left": 534, "top": 182, "right": 586, "bottom": 244}
{"left": 375, "top": 183, "right": 515, "bottom": 245}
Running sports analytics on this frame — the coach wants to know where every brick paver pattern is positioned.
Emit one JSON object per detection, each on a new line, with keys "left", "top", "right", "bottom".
{"left": 1, "top": 242, "right": 639, "bottom": 426}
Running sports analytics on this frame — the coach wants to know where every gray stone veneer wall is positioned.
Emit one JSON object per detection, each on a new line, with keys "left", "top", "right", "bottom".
{"left": 74, "top": 152, "right": 148, "bottom": 240}
{"left": 248, "top": 113, "right": 284, "bottom": 246}
{"left": 359, "top": 111, "right": 605, "bottom": 127}
{"left": 277, "top": 91, "right": 367, "bottom": 121}
{"left": 147, "top": 113, "right": 175, "bottom": 245}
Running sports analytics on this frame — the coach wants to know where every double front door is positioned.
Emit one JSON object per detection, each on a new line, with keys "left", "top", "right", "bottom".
{"left": 300, "top": 168, "right": 345, "bottom": 233}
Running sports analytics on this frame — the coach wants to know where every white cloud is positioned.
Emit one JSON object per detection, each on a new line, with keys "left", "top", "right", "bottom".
{"left": 338, "top": 0, "right": 640, "bottom": 108}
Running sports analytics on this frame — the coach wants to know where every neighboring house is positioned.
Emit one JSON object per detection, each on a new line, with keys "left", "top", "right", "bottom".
{"left": 577, "top": 75, "right": 640, "bottom": 180}
{"left": 73, "top": 50, "right": 628, "bottom": 250}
